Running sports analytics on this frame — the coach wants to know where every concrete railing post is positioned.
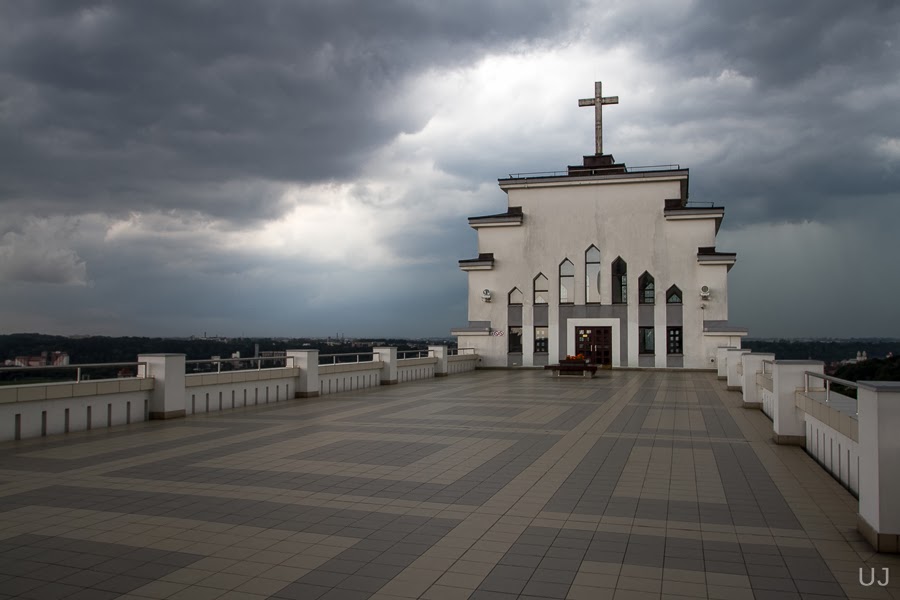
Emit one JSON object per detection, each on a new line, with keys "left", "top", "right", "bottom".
{"left": 286, "top": 350, "right": 319, "bottom": 397}
{"left": 715, "top": 346, "right": 735, "bottom": 379}
{"left": 857, "top": 381, "right": 900, "bottom": 553}
{"left": 138, "top": 354, "right": 186, "bottom": 420}
{"left": 726, "top": 348, "right": 750, "bottom": 391}
{"left": 374, "top": 347, "right": 398, "bottom": 385}
{"left": 772, "top": 360, "right": 823, "bottom": 445}
{"left": 741, "top": 352, "right": 774, "bottom": 408}
{"left": 429, "top": 345, "right": 449, "bottom": 377}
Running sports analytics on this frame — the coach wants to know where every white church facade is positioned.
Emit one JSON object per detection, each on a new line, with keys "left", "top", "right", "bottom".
{"left": 452, "top": 82, "right": 746, "bottom": 369}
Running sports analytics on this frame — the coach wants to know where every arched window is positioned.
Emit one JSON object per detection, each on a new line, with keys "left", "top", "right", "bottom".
{"left": 666, "top": 285, "right": 683, "bottom": 304}
{"left": 612, "top": 257, "right": 627, "bottom": 304}
{"left": 533, "top": 274, "right": 549, "bottom": 305}
{"left": 559, "top": 259, "right": 574, "bottom": 304}
{"left": 638, "top": 272, "right": 655, "bottom": 304}
{"left": 585, "top": 246, "right": 601, "bottom": 303}
{"left": 508, "top": 287, "right": 523, "bottom": 305}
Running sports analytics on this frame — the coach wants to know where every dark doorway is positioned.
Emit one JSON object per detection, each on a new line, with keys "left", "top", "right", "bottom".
{"left": 574, "top": 326, "right": 613, "bottom": 366}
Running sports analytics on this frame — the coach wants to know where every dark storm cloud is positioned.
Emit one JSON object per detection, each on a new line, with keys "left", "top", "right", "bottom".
{"left": 2, "top": 0, "right": 899, "bottom": 338}
{"left": 0, "top": 0, "right": 579, "bottom": 222}
{"left": 635, "top": 1, "right": 900, "bottom": 89}
{"left": 588, "top": 0, "right": 900, "bottom": 227}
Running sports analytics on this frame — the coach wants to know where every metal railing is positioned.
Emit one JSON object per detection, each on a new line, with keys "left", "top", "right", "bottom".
{"left": 626, "top": 164, "right": 681, "bottom": 172}
{"left": 507, "top": 164, "right": 681, "bottom": 179}
{"left": 398, "top": 350, "right": 434, "bottom": 359}
{"left": 0, "top": 362, "right": 148, "bottom": 383}
{"left": 318, "top": 352, "right": 376, "bottom": 365}
{"left": 448, "top": 348, "right": 477, "bottom": 356}
{"left": 185, "top": 356, "right": 294, "bottom": 373}
{"left": 804, "top": 371, "right": 859, "bottom": 412}
{"left": 507, "top": 170, "right": 568, "bottom": 178}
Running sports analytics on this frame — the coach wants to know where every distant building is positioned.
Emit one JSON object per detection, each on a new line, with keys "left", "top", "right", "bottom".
{"left": 14, "top": 356, "right": 46, "bottom": 367}
{"left": 839, "top": 351, "right": 869, "bottom": 366}
{"left": 49, "top": 351, "right": 69, "bottom": 366}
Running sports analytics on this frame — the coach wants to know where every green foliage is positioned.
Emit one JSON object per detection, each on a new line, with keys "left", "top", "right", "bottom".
{"left": 833, "top": 356, "right": 900, "bottom": 383}
{"left": 743, "top": 339, "right": 898, "bottom": 363}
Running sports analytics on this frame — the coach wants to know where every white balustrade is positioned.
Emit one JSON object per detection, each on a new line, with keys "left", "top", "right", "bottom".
{"left": 0, "top": 346, "right": 479, "bottom": 439}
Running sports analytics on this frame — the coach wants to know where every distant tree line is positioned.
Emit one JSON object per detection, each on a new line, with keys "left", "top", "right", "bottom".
{"left": 832, "top": 356, "right": 900, "bottom": 383}
{"left": 743, "top": 339, "right": 897, "bottom": 364}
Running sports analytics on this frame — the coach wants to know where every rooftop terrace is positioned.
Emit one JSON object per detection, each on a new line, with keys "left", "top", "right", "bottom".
{"left": 0, "top": 368, "right": 897, "bottom": 600}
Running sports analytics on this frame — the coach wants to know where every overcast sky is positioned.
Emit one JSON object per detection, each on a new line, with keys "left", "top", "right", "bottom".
{"left": 1, "top": 1, "right": 898, "bottom": 339}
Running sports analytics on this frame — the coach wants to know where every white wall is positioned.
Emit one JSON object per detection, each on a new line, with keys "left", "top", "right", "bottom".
{"left": 185, "top": 369, "right": 297, "bottom": 414}
{"left": 0, "top": 379, "right": 153, "bottom": 442}
{"left": 803, "top": 413, "right": 860, "bottom": 496}
{"left": 397, "top": 358, "right": 437, "bottom": 383}
{"left": 318, "top": 362, "right": 383, "bottom": 395}
{"left": 447, "top": 355, "right": 479, "bottom": 374}
{"left": 460, "top": 173, "right": 735, "bottom": 368}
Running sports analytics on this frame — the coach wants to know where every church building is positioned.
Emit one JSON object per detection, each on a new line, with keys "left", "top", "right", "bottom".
{"left": 452, "top": 82, "right": 746, "bottom": 369}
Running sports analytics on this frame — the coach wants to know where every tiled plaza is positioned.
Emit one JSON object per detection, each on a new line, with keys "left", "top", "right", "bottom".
{"left": 0, "top": 370, "right": 897, "bottom": 600}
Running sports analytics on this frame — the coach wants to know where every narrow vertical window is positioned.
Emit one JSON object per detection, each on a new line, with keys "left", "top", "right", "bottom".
{"left": 667, "top": 326, "right": 683, "bottom": 355}
{"left": 559, "top": 259, "right": 575, "bottom": 304}
{"left": 534, "top": 327, "right": 549, "bottom": 353}
{"left": 639, "top": 327, "right": 655, "bottom": 354}
{"left": 533, "top": 274, "right": 549, "bottom": 305}
{"left": 612, "top": 257, "right": 627, "bottom": 304}
{"left": 666, "top": 285, "right": 682, "bottom": 304}
{"left": 508, "top": 327, "right": 523, "bottom": 353}
{"left": 585, "top": 246, "right": 601, "bottom": 303}
{"left": 638, "top": 272, "right": 655, "bottom": 304}
{"left": 508, "top": 287, "right": 523, "bottom": 305}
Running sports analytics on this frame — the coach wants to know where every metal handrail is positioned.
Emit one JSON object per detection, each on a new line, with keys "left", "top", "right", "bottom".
{"left": 804, "top": 371, "right": 858, "bottom": 413}
{"left": 626, "top": 164, "right": 681, "bottom": 172}
{"left": 507, "top": 164, "right": 682, "bottom": 179}
{"left": 185, "top": 356, "right": 294, "bottom": 373}
{"left": 398, "top": 350, "right": 434, "bottom": 359}
{"left": 448, "top": 348, "right": 477, "bottom": 356}
{"left": 318, "top": 352, "right": 376, "bottom": 365}
{"left": 507, "top": 170, "right": 568, "bottom": 178}
{"left": 0, "top": 362, "right": 148, "bottom": 383}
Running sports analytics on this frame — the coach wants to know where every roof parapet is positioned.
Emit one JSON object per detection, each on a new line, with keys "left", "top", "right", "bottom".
{"left": 468, "top": 206, "right": 523, "bottom": 229}
{"left": 458, "top": 253, "right": 494, "bottom": 271}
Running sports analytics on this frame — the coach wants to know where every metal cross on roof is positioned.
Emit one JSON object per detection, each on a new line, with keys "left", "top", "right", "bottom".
{"left": 578, "top": 81, "right": 619, "bottom": 155}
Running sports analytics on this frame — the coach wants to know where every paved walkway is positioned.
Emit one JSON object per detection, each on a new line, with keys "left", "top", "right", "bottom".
{"left": 0, "top": 370, "right": 897, "bottom": 600}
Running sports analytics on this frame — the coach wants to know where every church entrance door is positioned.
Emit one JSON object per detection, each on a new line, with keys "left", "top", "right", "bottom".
{"left": 575, "top": 326, "right": 613, "bottom": 366}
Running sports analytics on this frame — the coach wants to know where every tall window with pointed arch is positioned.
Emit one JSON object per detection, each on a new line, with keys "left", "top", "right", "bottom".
{"left": 612, "top": 257, "right": 627, "bottom": 304}
{"left": 559, "top": 259, "right": 575, "bottom": 304}
{"left": 533, "top": 274, "right": 549, "bottom": 305}
{"left": 508, "top": 287, "right": 524, "bottom": 305}
{"left": 585, "top": 246, "right": 601, "bottom": 303}
{"left": 666, "top": 285, "right": 683, "bottom": 304}
{"left": 638, "top": 272, "right": 655, "bottom": 304}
